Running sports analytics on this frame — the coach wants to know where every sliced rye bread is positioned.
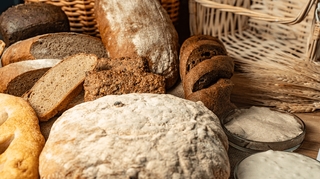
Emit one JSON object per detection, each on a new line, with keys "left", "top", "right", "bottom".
{"left": 183, "top": 55, "right": 234, "bottom": 97}
{"left": 186, "top": 79, "right": 237, "bottom": 119}
{"left": 22, "top": 53, "right": 98, "bottom": 121}
{"left": 84, "top": 57, "right": 165, "bottom": 101}
{"left": 0, "top": 59, "right": 61, "bottom": 96}
{"left": 179, "top": 40, "right": 227, "bottom": 81}
{"left": 1, "top": 32, "right": 108, "bottom": 66}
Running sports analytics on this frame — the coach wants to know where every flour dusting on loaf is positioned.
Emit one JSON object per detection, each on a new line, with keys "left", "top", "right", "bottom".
{"left": 39, "top": 93, "right": 230, "bottom": 179}
{"left": 95, "top": 0, "right": 179, "bottom": 89}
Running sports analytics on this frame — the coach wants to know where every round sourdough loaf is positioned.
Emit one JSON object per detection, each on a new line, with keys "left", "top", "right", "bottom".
{"left": 39, "top": 93, "right": 230, "bottom": 179}
{"left": 0, "top": 93, "right": 45, "bottom": 179}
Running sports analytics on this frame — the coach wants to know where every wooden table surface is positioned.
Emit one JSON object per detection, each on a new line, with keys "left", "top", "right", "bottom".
{"left": 294, "top": 112, "right": 320, "bottom": 159}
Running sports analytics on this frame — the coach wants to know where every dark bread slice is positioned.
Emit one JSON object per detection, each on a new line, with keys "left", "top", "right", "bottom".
{"left": 1, "top": 32, "right": 108, "bottom": 66}
{"left": 179, "top": 40, "right": 227, "bottom": 81}
{"left": 22, "top": 53, "right": 98, "bottom": 121}
{"left": 0, "top": 3, "right": 70, "bottom": 47}
{"left": 186, "top": 79, "right": 236, "bottom": 119}
{"left": 183, "top": 55, "right": 234, "bottom": 97}
{"left": 0, "top": 59, "right": 61, "bottom": 96}
{"left": 84, "top": 57, "right": 165, "bottom": 101}
{"left": 180, "top": 34, "right": 225, "bottom": 55}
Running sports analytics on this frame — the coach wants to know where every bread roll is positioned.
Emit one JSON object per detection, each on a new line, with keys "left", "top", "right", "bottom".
{"left": 0, "top": 93, "right": 45, "bottom": 179}
{"left": 0, "top": 3, "right": 69, "bottom": 47}
{"left": 94, "top": 0, "right": 179, "bottom": 89}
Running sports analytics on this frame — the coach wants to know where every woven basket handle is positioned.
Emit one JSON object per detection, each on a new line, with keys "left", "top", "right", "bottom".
{"left": 195, "top": 0, "right": 318, "bottom": 25}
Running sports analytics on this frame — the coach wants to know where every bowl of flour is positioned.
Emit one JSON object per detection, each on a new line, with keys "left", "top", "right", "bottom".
{"left": 221, "top": 106, "right": 305, "bottom": 152}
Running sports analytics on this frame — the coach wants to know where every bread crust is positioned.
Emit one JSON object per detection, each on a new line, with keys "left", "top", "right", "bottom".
{"left": 94, "top": 0, "right": 179, "bottom": 89}
{"left": 1, "top": 32, "right": 108, "bottom": 67}
{"left": 0, "top": 93, "right": 45, "bottom": 179}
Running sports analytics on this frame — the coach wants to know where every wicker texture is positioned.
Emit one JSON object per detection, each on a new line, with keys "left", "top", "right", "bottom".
{"left": 25, "top": 0, "right": 180, "bottom": 37}
{"left": 190, "top": 0, "right": 320, "bottom": 113}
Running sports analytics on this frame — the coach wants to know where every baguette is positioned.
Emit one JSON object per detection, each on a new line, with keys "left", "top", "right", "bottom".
{"left": 22, "top": 53, "right": 98, "bottom": 121}
{"left": 94, "top": 0, "right": 179, "bottom": 89}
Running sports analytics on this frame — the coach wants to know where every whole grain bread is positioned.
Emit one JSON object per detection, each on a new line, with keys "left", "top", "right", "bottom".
{"left": 0, "top": 59, "right": 61, "bottom": 96}
{"left": 22, "top": 53, "right": 98, "bottom": 121}
{"left": 0, "top": 3, "right": 69, "bottom": 47}
{"left": 39, "top": 93, "right": 230, "bottom": 179}
{"left": 95, "top": 0, "right": 179, "bottom": 89}
{"left": 1, "top": 32, "right": 108, "bottom": 66}
{"left": 84, "top": 57, "right": 165, "bottom": 101}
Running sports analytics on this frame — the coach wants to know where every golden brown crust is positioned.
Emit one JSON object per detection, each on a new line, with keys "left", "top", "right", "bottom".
{"left": 1, "top": 37, "right": 38, "bottom": 66}
{"left": 0, "top": 93, "right": 45, "bottom": 179}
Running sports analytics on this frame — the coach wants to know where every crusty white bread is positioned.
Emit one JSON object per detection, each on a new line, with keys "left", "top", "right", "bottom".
{"left": 0, "top": 59, "right": 61, "bottom": 96}
{"left": 22, "top": 53, "right": 98, "bottom": 121}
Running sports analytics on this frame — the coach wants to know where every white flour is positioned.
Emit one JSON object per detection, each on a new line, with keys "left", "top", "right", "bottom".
{"left": 224, "top": 106, "right": 303, "bottom": 142}
{"left": 236, "top": 150, "right": 320, "bottom": 179}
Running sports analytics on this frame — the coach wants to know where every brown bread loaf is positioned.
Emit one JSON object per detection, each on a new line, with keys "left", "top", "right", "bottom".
{"left": 0, "top": 3, "right": 70, "bottom": 47}
{"left": 0, "top": 59, "right": 61, "bottom": 96}
{"left": 94, "top": 0, "right": 179, "bottom": 89}
{"left": 180, "top": 35, "right": 236, "bottom": 118}
{"left": 1, "top": 32, "right": 108, "bottom": 66}
{"left": 22, "top": 53, "right": 98, "bottom": 121}
{"left": 84, "top": 57, "right": 165, "bottom": 101}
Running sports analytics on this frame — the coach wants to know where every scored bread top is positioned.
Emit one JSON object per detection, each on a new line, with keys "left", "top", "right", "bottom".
{"left": 22, "top": 53, "right": 98, "bottom": 121}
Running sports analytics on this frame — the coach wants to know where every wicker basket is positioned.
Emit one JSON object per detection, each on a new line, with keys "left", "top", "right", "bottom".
{"left": 189, "top": 0, "right": 320, "bottom": 113}
{"left": 25, "top": 0, "right": 180, "bottom": 37}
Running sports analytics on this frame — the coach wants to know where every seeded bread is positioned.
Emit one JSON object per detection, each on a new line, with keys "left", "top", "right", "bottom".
{"left": 0, "top": 59, "right": 61, "bottom": 96}
{"left": 39, "top": 93, "right": 230, "bottom": 179}
{"left": 22, "top": 53, "right": 98, "bottom": 121}
{"left": 84, "top": 57, "right": 165, "bottom": 101}
{"left": 95, "top": 0, "right": 179, "bottom": 89}
{"left": 0, "top": 3, "right": 69, "bottom": 47}
{"left": 1, "top": 32, "right": 108, "bottom": 66}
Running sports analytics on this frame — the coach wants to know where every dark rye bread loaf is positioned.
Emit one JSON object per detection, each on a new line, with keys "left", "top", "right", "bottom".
{"left": 179, "top": 39, "right": 228, "bottom": 81}
{"left": 1, "top": 32, "right": 108, "bottom": 66}
{"left": 183, "top": 55, "right": 234, "bottom": 97}
{"left": 0, "top": 3, "right": 70, "bottom": 47}
{"left": 84, "top": 57, "right": 165, "bottom": 101}
{"left": 186, "top": 79, "right": 237, "bottom": 119}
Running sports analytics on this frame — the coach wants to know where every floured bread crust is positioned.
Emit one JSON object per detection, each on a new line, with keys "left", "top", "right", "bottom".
{"left": 0, "top": 93, "right": 45, "bottom": 179}
{"left": 40, "top": 93, "right": 230, "bottom": 179}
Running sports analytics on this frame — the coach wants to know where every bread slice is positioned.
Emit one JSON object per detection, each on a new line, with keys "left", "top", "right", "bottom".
{"left": 179, "top": 40, "right": 227, "bottom": 81}
{"left": 1, "top": 32, "right": 108, "bottom": 66}
{"left": 84, "top": 57, "right": 165, "bottom": 101}
{"left": 22, "top": 53, "right": 98, "bottom": 121}
{"left": 0, "top": 59, "right": 61, "bottom": 96}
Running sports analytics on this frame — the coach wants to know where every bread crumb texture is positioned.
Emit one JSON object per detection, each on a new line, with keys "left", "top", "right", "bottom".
{"left": 40, "top": 93, "right": 230, "bottom": 179}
